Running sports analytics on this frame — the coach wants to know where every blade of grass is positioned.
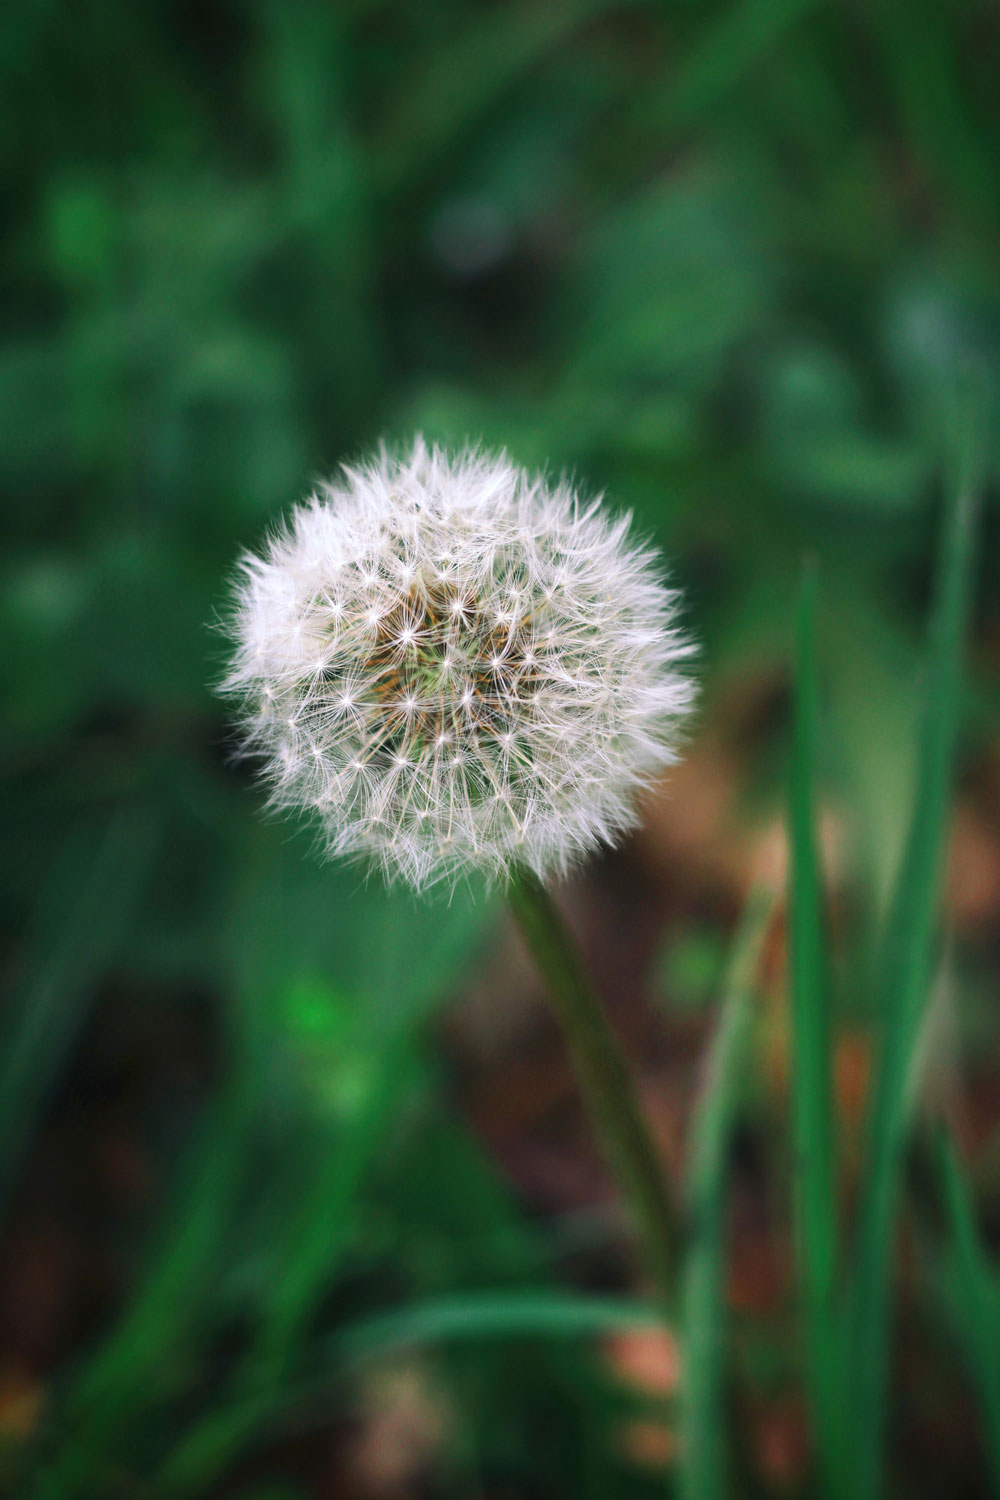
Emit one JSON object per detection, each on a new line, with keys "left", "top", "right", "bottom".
{"left": 849, "top": 386, "right": 985, "bottom": 1500}
{"left": 156, "top": 1033, "right": 419, "bottom": 1495}
{"left": 670, "top": 0, "right": 821, "bottom": 129}
{"left": 246, "top": 1045, "right": 416, "bottom": 1381}
{"left": 680, "top": 880, "right": 774, "bottom": 1500}
{"left": 159, "top": 1273, "right": 659, "bottom": 1492}
{"left": 335, "top": 1289, "right": 663, "bottom": 1364}
{"left": 32, "top": 1072, "right": 256, "bottom": 1500}
{"left": 788, "top": 564, "right": 846, "bottom": 1498}
{"left": 934, "top": 1129, "right": 1000, "bottom": 1497}
{"left": 142, "top": 1291, "right": 664, "bottom": 1477}
{"left": 872, "top": 0, "right": 997, "bottom": 228}
{"left": 373, "top": 0, "right": 628, "bottom": 194}
{"left": 0, "top": 804, "right": 159, "bottom": 1220}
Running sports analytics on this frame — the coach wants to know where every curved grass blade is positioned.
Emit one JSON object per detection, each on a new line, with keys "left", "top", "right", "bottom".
{"left": 680, "top": 880, "right": 773, "bottom": 1500}
{"left": 788, "top": 565, "right": 846, "bottom": 1498}
{"left": 849, "top": 387, "right": 985, "bottom": 1500}
{"left": 335, "top": 1288, "right": 662, "bottom": 1364}
{"left": 149, "top": 1291, "right": 663, "bottom": 1486}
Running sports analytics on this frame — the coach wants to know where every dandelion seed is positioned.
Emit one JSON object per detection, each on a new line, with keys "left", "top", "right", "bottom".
{"left": 220, "top": 436, "right": 694, "bottom": 888}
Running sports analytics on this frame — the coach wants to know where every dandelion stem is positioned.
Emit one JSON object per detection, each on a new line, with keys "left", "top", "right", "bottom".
{"left": 507, "top": 868, "right": 678, "bottom": 1305}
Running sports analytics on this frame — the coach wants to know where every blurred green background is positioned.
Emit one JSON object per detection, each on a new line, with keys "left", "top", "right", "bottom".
{"left": 3, "top": 1, "right": 1000, "bottom": 1496}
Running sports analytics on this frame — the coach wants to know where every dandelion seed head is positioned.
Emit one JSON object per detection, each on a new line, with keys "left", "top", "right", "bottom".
{"left": 220, "top": 437, "right": 695, "bottom": 888}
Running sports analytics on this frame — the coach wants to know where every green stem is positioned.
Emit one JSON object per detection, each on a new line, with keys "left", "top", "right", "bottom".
{"left": 507, "top": 868, "right": 678, "bottom": 1306}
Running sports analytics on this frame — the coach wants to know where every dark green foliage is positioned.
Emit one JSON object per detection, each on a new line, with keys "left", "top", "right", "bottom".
{"left": 3, "top": 2, "right": 1000, "bottom": 1496}
{"left": 848, "top": 391, "right": 985, "bottom": 1500}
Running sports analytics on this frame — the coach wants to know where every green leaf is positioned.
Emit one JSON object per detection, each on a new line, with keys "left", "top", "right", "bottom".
{"left": 224, "top": 821, "right": 497, "bottom": 1047}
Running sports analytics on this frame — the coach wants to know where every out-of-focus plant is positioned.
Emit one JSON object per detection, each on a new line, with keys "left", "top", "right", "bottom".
{"left": 4, "top": 2, "right": 1000, "bottom": 1496}
{"left": 787, "top": 388, "right": 986, "bottom": 1500}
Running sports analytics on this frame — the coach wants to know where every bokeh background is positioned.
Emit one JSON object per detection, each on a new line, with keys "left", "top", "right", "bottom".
{"left": 3, "top": 2, "right": 1000, "bottom": 1496}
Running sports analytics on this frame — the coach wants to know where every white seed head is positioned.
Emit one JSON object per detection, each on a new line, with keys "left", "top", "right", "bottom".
{"left": 220, "top": 438, "right": 695, "bottom": 889}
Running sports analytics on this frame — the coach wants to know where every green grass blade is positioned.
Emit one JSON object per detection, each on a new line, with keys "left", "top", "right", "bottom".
{"left": 335, "top": 1289, "right": 662, "bottom": 1363}
{"left": 0, "top": 805, "right": 159, "bottom": 1219}
{"left": 934, "top": 1129, "right": 1000, "bottom": 1496}
{"left": 145, "top": 1291, "right": 662, "bottom": 1481}
{"left": 248, "top": 1045, "right": 416, "bottom": 1378}
{"left": 871, "top": 0, "right": 997, "bottom": 227}
{"left": 670, "top": 0, "right": 821, "bottom": 128}
{"left": 32, "top": 1075, "right": 256, "bottom": 1500}
{"left": 374, "top": 0, "right": 626, "bottom": 194}
{"left": 680, "top": 881, "right": 773, "bottom": 1500}
{"left": 157, "top": 1036, "right": 419, "bottom": 1495}
{"left": 159, "top": 1289, "right": 662, "bottom": 1491}
{"left": 788, "top": 564, "right": 845, "bottom": 1498}
{"left": 850, "top": 389, "right": 985, "bottom": 1500}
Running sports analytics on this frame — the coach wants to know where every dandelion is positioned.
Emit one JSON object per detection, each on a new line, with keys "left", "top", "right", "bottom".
{"left": 220, "top": 436, "right": 696, "bottom": 1310}
{"left": 221, "top": 437, "right": 695, "bottom": 890}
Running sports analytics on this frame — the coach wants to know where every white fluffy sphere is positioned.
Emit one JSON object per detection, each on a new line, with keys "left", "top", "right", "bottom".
{"left": 221, "top": 438, "right": 695, "bottom": 889}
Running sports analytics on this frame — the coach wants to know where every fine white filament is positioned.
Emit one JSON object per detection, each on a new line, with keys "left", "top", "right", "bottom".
{"left": 222, "top": 439, "right": 695, "bottom": 889}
